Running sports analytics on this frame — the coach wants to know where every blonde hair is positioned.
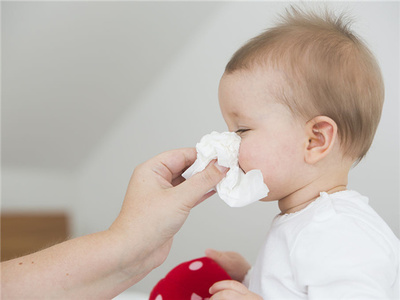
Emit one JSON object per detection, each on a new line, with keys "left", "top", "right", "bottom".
{"left": 225, "top": 6, "right": 384, "bottom": 163}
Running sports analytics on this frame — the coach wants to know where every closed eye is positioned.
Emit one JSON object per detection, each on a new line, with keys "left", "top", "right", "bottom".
{"left": 235, "top": 129, "right": 250, "bottom": 134}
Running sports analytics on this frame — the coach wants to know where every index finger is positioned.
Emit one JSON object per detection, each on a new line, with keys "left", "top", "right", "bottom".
{"left": 147, "top": 148, "right": 197, "bottom": 182}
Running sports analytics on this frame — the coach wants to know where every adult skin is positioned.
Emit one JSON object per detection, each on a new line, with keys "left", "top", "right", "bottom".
{"left": 2, "top": 148, "right": 228, "bottom": 299}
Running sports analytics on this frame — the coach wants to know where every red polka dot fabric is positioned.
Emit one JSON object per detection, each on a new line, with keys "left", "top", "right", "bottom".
{"left": 149, "top": 257, "right": 231, "bottom": 300}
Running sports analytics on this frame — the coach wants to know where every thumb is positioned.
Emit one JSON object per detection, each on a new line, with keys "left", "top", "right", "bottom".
{"left": 176, "top": 161, "right": 228, "bottom": 208}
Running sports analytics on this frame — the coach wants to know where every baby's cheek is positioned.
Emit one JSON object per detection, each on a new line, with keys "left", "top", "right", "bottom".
{"left": 238, "top": 143, "right": 274, "bottom": 182}
{"left": 238, "top": 145, "right": 254, "bottom": 173}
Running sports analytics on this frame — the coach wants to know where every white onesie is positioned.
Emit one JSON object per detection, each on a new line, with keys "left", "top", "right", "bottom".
{"left": 246, "top": 190, "right": 399, "bottom": 299}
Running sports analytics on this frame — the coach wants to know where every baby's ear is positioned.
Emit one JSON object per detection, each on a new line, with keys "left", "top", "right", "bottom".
{"left": 304, "top": 116, "right": 337, "bottom": 164}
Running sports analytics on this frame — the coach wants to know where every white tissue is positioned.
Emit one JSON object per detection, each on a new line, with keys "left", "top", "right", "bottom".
{"left": 182, "top": 131, "right": 269, "bottom": 207}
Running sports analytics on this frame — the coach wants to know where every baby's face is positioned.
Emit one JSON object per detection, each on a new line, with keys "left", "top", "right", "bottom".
{"left": 218, "top": 68, "right": 308, "bottom": 202}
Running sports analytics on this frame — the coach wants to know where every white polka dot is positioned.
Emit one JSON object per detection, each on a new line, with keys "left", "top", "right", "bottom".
{"left": 189, "top": 260, "right": 203, "bottom": 271}
{"left": 191, "top": 293, "right": 202, "bottom": 300}
{"left": 155, "top": 295, "right": 163, "bottom": 300}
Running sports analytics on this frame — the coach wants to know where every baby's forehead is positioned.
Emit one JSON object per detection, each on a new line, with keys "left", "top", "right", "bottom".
{"left": 221, "top": 67, "right": 292, "bottom": 101}
{"left": 220, "top": 69, "right": 294, "bottom": 111}
{"left": 222, "top": 65, "right": 284, "bottom": 85}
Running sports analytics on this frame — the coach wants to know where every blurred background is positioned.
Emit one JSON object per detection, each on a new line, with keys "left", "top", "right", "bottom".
{"left": 2, "top": 1, "right": 399, "bottom": 295}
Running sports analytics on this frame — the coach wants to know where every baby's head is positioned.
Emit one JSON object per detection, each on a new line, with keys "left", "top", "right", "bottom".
{"left": 218, "top": 6, "right": 384, "bottom": 202}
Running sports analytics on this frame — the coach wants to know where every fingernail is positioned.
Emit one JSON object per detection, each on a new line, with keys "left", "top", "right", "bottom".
{"left": 214, "top": 162, "right": 229, "bottom": 173}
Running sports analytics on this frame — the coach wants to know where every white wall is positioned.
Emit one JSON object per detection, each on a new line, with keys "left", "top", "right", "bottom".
{"left": 74, "top": 2, "right": 399, "bottom": 294}
{"left": 2, "top": 1, "right": 398, "bottom": 295}
{"left": 2, "top": 166, "right": 76, "bottom": 217}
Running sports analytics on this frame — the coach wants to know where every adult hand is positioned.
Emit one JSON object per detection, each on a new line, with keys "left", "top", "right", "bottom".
{"left": 110, "top": 148, "right": 229, "bottom": 279}
{"left": 2, "top": 148, "right": 228, "bottom": 299}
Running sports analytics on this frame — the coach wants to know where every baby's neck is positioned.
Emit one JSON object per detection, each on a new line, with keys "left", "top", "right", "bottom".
{"left": 278, "top": 155, "right": 352, "bottom": 215}
{"left": 278, "top": 185, "right": 347, "bottom": 215}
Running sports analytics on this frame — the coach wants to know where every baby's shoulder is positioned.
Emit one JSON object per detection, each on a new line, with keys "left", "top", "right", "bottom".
{"left": 273, "top": 190, "right": 398, "bottom": 258}
{"left": 288, "top": 190, "right": 399, "bottom": 267}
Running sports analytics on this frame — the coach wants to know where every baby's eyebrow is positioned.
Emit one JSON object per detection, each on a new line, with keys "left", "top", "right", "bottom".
{"left": 226, "top": 110, "right": 239, "bottom": 118}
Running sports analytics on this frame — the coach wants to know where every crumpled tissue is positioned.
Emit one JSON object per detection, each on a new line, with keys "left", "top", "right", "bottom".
{"left": 182, "top": 131, "right": 269, "bottom": 207}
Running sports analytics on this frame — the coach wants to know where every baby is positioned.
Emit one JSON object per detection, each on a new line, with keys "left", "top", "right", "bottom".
{"left": 204, "top": 6, "right": 399, "bottom": 300}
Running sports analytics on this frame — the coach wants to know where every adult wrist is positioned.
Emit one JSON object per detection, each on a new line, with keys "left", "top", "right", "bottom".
{"left": 108, "top": 215, "right": 162, "bottom": 279}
